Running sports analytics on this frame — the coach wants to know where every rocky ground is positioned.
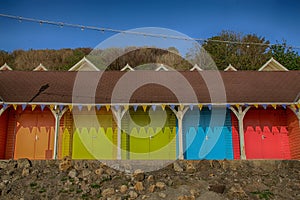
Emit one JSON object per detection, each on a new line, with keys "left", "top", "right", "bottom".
{"left": 0, "top": 158, "right": 299, "bottom": 200}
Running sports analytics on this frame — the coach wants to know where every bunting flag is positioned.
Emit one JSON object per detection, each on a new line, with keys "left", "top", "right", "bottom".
{"left": 31, "top": 104, "right": 37, "bottom": 111}
{"left": 142, "top": 105, "right": 147, "bottom": 112}
{"left": 226, "top": 104, "right": 231, "bottom": 109}
{"left": 2, "top": 104, "right": 8, "bottom": 110}
{"left": 254, "top": 104, "right": 259, "bottom": 108}
{"left": 59, "top": 105, "right": 64, "bottom": 111}
{"left": 271, "top": 104, "right": 277, "bottom": 109}
{"left": 87, "top": 105, "right": 92, "bottom": 111}
{"left": 105, "top": 105, "right": 110, "bottom": 111}
{"left": 208, "top": 104, "right": 212, "bottom": 110}
{"left": 282, "top": 104, "right": 287, "bottom": 109}
{"left": 49, "top": 104, "right": 55, "bottom": 111}
{"left": 151, "top": 105, "right": 156, "bottom": 111}
{"left": 297, "top": 104, "right": 300, "bottom": 109}
{"left": 96, "top": 105, "right": 101, "bottom": 110}
{"left": 22, "top": 104, "right": 27, "bottom": 111}
{"left": 244, "top": 103, "right": 249, "bottom": 107}
{"left": 170, "top": 104, "right": 175, "bottom": 110}
{"left": 179, "top": 104, "right": 184, "bottom": 110}
{"left": 13, "top": 104, "right": 18, "bottom": 110}
{"left": 78, "top": 105, "right": 83, "bottom": 111}
{"left": 114, "top": 105, "right": 120, "bottom": 111}
{"left": 68, "top": 104, "right": 73, "bottom": 111}
{"left": 123, "top": 105, "right": 129, "bottom": 111}
{"left": 189, "top": 104, "right": 194, "bottom": 110}
{"left": 262, "top": 104, "right": 267, "bottom": 109}
{"left": 133, "top": 105, "right": 138, "bottom": 112}
{"left": 235, "top": 104, "right": 240, "bottom": 109}
{"left": 161, "top": 104, "right": 166, "bottom": 111}
{"left": 198, "top": 104, "right": 203, "bottom": 111}
{"left": 290, "top": 104, "right": 296, "bottom": 110}
{"left": 40, "top": 104, "right": 46, "bottom": 111}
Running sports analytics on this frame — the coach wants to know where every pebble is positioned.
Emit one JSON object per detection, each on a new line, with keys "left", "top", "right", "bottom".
{"left": 156, "top": 182, "right": 166, "bottom": 190}
{"left": 134, "top": 181, "right": 144, "bottom": 191}
{"left": 120, "top": 185, "right": 128, "bottom": 193}
{"left": 102, "top": 188, "right": 115, "bottom": 197}
{"left": 129, "top": 190, "right": 138, "bottom": 199}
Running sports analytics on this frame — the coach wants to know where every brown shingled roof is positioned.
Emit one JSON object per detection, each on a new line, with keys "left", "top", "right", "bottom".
{"left": 0, "top": 71, "right": 299, "bottom": 104}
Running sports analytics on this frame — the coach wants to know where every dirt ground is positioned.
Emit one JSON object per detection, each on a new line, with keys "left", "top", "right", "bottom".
{"left": 0, "top": 158, "right": 299, "bottom": 200}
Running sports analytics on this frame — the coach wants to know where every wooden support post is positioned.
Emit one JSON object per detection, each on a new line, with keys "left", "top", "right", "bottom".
{"left": 111, "top": 106, "right": 126, "bottom": 160}
{"left": 50, "top": 105, "right": 68, "bottom": 159}
{"left": 230, "top": 106, "right": 250, "bottom": 160}
{"left": 170, "top": 105, "right": 189, "bottom": 160}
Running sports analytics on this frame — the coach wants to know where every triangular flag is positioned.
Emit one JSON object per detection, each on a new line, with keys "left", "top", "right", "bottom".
{"left": 49, "top": 104, "right": 55, "bottom": 110}
{"left": 105, "top": 105, "right": 110, "bottom": 111}
{"left": 179, "top": 104, "right": 184, "bottom": 110}
{"left": 254, "top": 104, "right": 259, "bottom": 108}
{"left": 170, "top": 104, "right": 175, "bottom": 110}
{"left": 13, "top": 104, "right": 18, "bottom": 110}
{"left": 133, "top": 105, "right": 138, "bottom": 112}
{"left": 244, "top": 103, "right": 249, "bottom": 107}
{"left": 78, "top": 105, "right": 83, "bottom": 111}
{"left": 59, "top": 105, "right": 64, "bottom": 111}
{"left": 290, "top": 104, "right": 296, "bottom": 109}
{"left": 235, "top": 104, "right": 239, "bottom": 109}
{"left": 282, "top": 104, "right": 287, "bottom": 109}
{"left": 151, "top": 105, "right": 156, "bottom": 111}
{"left": 198, "top": 104, "right": 203, "bottom": 111}
{"left": 262, "top": 104, "right": 267, "bottom": 109}
{"left": 114, "top": 105, "right": 119, "bottom": 111}
{"left": 68, "top": 105, "right": 73, "bottom": 111}
{"left": 87, "top": 105, "right": 92, "bottom": 111}
{"left": 296, "top": 104, "right": 300, "bottom": 109}
{"left": 189, "top": 104, "right": 194, "bottom": 110}
{"left": 124, "top": 105, "right": 129, "bottom": 111}
{"left": 142, "top": 105, "right": 147, "bottom": 112}
{"left": 22, "top": 104, "right": 27, "bottom": 111}
{"left": 208, "top": 104, "right": 212, "bottom": 110}
{"left": 40, "top": 104, "right": 45, "bottom": 111}
{"left": 96, "top": 105, "right": 101, "bottom": 110}
{"left": 226, "top": 104, "right": 231, "bottom": 109}
{"left": 31, "top": 104, "right": 37, "bottom": 111}
{"left": 161, "top": 104, "right": 166, "bottom": 111}
{"left": 2, "top": 104, "right": 8, "bottom": 110}
{"left": 271, "top": 104, "right": 277, "bottom": 109}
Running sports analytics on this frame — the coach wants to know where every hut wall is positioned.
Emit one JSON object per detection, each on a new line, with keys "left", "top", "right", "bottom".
{"left": 287, "top": 109, "right": 300, "bottom": 159}
{"left": 0, "top": 109, "right": 8, "bottom": 159}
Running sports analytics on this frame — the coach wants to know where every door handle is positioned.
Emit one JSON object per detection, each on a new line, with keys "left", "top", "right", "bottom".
{"left": 262, "top": 135, "right": 266, "bottom": 140}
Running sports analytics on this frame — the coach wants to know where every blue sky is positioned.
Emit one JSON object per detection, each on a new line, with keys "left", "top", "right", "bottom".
{"left": 1, "top": 0, "right": 300, "bottom": 53}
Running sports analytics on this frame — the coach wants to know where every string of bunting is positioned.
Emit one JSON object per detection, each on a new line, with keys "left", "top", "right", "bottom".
{"left": 0, "top": 103, "right": 299, "bottom": 112}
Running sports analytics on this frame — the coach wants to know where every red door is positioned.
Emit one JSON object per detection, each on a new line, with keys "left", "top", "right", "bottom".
{"left": 244, "top": 109, "right": 291, "bottom": 159}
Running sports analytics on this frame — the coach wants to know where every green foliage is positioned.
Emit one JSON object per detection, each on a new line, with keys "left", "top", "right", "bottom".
{"left": 250, "top": 190, "right": 274, "bottom": 200}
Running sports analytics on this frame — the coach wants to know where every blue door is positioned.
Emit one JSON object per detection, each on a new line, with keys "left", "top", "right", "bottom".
{"left": 183, "top": 108, "right": 234, "bottom": 160}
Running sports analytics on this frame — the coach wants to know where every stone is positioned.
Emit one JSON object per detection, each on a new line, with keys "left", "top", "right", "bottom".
{"left": 129, "top": 190, "right": 138, "bottom": 199}
{"left": 68, "top": 169, "right": 77, "bottom": 179}
{"left": 133, "top": 169, "right": 145, "bottom": 181}
{"left": 227, "top": 184, "right": 248, "bottom": 199}
{"left": 95, "top": 168, "right": 104, "bottom": 175}
{"left": 159, "top": 192, "right": 167, "bottom": 198}
{"left": 147, "top": 175, "right": 154, "bottom": 182}
{"left": 0, "top": 160, "right": 8, "bottom": 169}
{"left": 173, "top": 162, "right": 184, "bottom": 172}
{"left": 208, "top": 184, "right": 226, "bottom": 194}
{"left": 21, "top": 168, "right": 30, "bottom": 177}
{"left": 120, "top": 185, "right": 128, "bottom": 193}
{"left": 106, "top": 168, "right": 117, "bottom": 176}
{"left": 156, "top": 182, "right": 166, "bottom": 190}
{"left": 134, "top": 181, "right": 144, "bottom": 191}
{"left": 17, "top": 158, "right": 31, "bottom": 169}
{"left": 177, "top": 195, "right": 195, "bottom": 200}
{"left": 59, "top": 156, "right": 72, "bottom": 171}
{"left": 148, "top": 184, "right": 156, "bottom": 193}
{"left": 186, "top": 162, "right": 196, "bottom": 173}
{"left": 82, "top": 169, "right": 91, "bottom": 177}
{"left": 197, "top": 191, "right": 223, "bottom": 200}
{"left": 102, "top": 188, "right": 115, "bottom": 197}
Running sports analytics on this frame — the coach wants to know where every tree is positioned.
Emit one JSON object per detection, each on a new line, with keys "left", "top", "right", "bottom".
{"left": 188, "top": 30, "right": 271, "bottom": 70}
{"left": 270, "top": 40, "right": 300, "bottom": 70}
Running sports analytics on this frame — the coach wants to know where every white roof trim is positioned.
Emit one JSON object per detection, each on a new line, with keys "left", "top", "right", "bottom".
{"left": 0, "top": 63, "right": 12, "bottom": 71}
{"left": 68, "top": 56, "right": 99, "bottom": 71}
{"left": 155, "top": 64, "right": 169, "bottom": 71}
{"left": 258, "top": 57, "right": 289, "bottom": 71}
{"left": 33, "top": 63, "right": 48, "bottom": 71}
{"left": 224, "top": 64, "right": 237, "bottom": 71}
{"left": 190, "top": 64, "right": 203, "bottom": 71}
{"left": 120, "top": 63, "right": 135, "bottom": 71}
